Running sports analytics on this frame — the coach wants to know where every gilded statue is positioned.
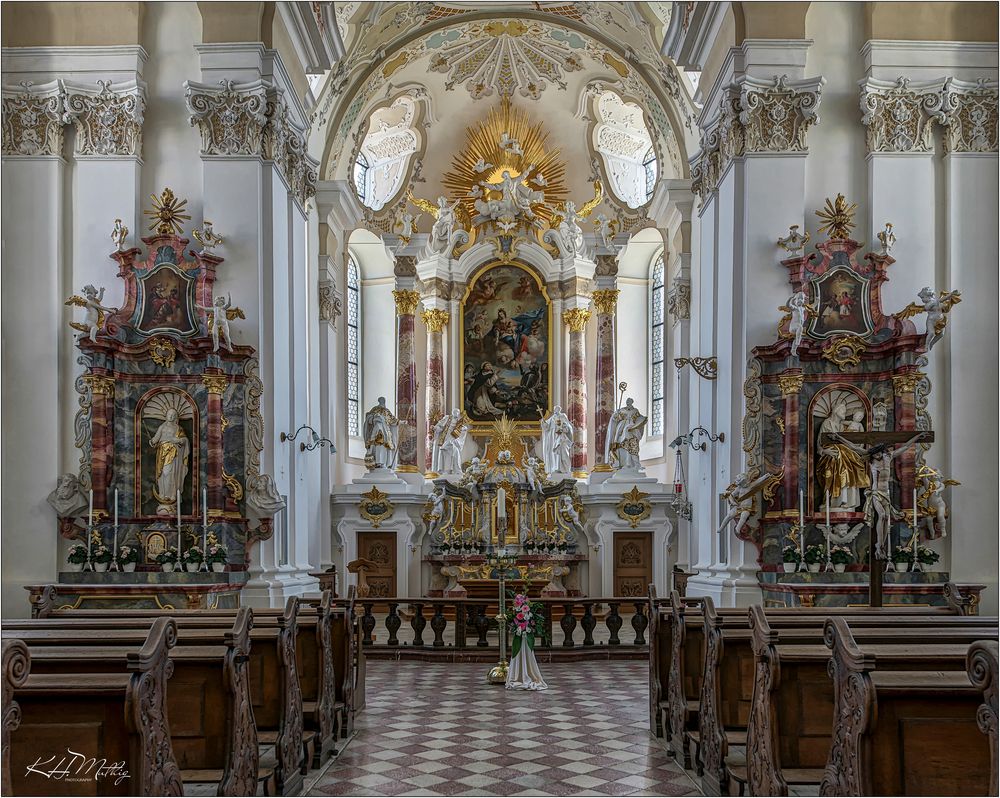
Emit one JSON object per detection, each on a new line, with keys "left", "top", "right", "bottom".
{"left": 150, "top": 408, "right": 190, "bottom": 515}
{"left": 816, "top": 399, "right": 869, "bottom": 510}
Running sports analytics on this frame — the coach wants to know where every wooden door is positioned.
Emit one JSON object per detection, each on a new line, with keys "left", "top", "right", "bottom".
{"left": 357, "top": 531, "right": 396, "bottom": 598}
{"left": 613, "top": 531, "right": 652, "bottom": 598}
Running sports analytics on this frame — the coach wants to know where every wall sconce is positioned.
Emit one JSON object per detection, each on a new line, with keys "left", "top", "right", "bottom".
{"left": 669, "top": 426, "right": 725, "bottom": 452}
{"left": 281, "top": 424, "right": 336, "bottom": 453}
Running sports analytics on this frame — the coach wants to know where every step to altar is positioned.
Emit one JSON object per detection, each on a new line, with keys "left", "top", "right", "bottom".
{"left": 758, "top": 571, "right": 985, "bottom": 611}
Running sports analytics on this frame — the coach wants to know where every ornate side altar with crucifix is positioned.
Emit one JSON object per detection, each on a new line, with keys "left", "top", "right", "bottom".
{"left": 736, "top": 195, "right": 977, "bottom": 609}
{"left": 39, "top": 189, "right": 285, "bottom": 611}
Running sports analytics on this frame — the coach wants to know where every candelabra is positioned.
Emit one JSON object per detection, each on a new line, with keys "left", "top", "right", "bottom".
{"left": 486, "top": 546, "right": 517, "bottom": 685}
{"left": 789, "top": 523, "right": 807, "bottom": 572}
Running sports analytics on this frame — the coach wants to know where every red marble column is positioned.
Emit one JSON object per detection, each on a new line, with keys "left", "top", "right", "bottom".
{"left": 85, "top": 372, "right": 116, "bottom": 516}
{"left": 203, "top": 371, "right": 228, "bottom": 514}
{"left": 591, "top": 289, "right": 618, "bottom": 472}
{"left": 563, "top": 307, "right": 591, "bottom": 477}
{"left": 393, "top": 290, "right": 420, "bottom": 472}
{"left": 778, "top": 372, "right": 804, "bottom": 512}
{"left": 421, "top": 308, "right": 449, "bottom": 474}
{"left": 892, "top": 371, "right": 921, "bottom": 512}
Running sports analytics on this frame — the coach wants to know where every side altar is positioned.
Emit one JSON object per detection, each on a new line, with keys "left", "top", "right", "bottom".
{"left": 735, "top": 196, "right": 976, "bottom": 609}
{"left": 41, "top": 190, "right": 285, "bottom": 610}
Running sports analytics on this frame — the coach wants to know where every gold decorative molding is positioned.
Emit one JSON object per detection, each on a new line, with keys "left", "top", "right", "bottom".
{"left": 591, "top": 289, "right": 620, "bottom": 315}
{"left": 83, "top": 374, "right": 115, "bottom": 396}
{"left": 892, "top": 372, "right": 925, "bottom": 395}
{"left": 778, "top": 374, "right": 804, "bottom": 396}
{"left": 202, "top": 374, "right": 228, "bottom": 394}
{"left": 822, "top": 336, "right": 867, "bottom": 371}
{"left": 616, "top": 486, "right": 652, "bottom": 529}
{"left": 149, "top": 338, "right": 177, "bottom": 369}
{"left": 393, "top": 289, "right": 421, "bottom": 316}
{"left": 562, "top": 307, "right": 592, "bottom": 333}
{"left": 360, "top": 486, "right": 395, "bottom": 529}
{"left": 941, "top": 78, "right": 998, "bottom": 153}
{"left": 64, "top": 79, "right": 145, "bottom": 157}
{"left": 420, "top": 308, "right": 450, "bottom": 333}
{"left": 221, "top": 468, "right": 244, "bottom": 501}
{"left": 675, "top": 356, "right": 718, "bottom": 380}
{"left": 815, "top": 194, "right": 857, "bottom": 240}
{"left": 144, "top": 188, "right": 191, "bottom": 236}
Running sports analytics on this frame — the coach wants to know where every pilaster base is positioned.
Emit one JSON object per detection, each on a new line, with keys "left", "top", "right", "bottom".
{"left": 353, "top": 467, "right": 408, "bottom": 486}
{"left": 685, "top": 570, "right": 763, "bottom": 608}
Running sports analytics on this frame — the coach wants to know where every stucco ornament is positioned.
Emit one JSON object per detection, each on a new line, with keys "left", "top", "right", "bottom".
{"left": 64, "top": 79, "right": 146, "bottom": 157}
{"left": 1, "top": 80, "right": 66, "bottom": 156}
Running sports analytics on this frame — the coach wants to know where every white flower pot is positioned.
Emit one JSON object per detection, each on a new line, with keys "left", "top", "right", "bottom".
{"left": 123, "top": 562, "right": 136, "bottom": 573}
{"left": 782, "top": 562, "right": 797, "bottom": 573}
{"left": 185, "top": 563, "right": 199, "bottom": 573}
{"left": 161, "top": 563, "right": 175, "bottom": 573}
{"left": 65, "top": 562, "right": 84, "bottom": 572}
{"left": 211, "top": 562, "right": 226, "bottom": 573}
{"left": 893, "top": 562, "right": 910, "bottom": 572}
{"left": 94, "top": 562, "right": 109, "bottom": 573}
{"left": 807, "top": 563, "right": 821, "bottom": 573}
{"left": 834, "top": 564, "right": 847, "bottom": 573}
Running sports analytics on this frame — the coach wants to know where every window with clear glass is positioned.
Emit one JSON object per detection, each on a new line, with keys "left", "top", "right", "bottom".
{"left": 593, "top": 91, "right": 658, "bottom": 209}
{"left": 650, "top": 254, "right": 665, "bottom": 436}
{"left": 643, "top": 145, "right": 657, "bottom": 202}
{"left": 353, "top": 152, "right": 369, "bottom": 205}
{"left": 347, "top": 256, "right": 361, "bottom": 436}
{"left": 352, "top": 96, "right": 419, "bottom": 211}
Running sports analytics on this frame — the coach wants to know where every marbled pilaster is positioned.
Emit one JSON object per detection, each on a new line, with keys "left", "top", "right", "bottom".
{"left": 563, "top": 308, "right": 591, "bottom": 478}
{"left": 84, "top": 372, "right": 116, "bottom": 514}
{"left": 203, "top": 371, "right": 228, "bottom": 514}
{"left": 393, "top": 289, "right": 421, "bottom": 472}
{"left": 421, "top": 308, "right": 449, "bottom": 474}
{"left": 591, "top": 289, "right": 619, "bottom": 472}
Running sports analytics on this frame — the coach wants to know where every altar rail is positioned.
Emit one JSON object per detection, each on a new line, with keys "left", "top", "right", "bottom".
{"left": 330, "top": 597, "right": 650, "bottom": 659}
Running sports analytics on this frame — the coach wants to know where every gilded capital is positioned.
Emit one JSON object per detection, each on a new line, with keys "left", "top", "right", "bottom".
{"left": 778, "top": 373, "right": 804, "bottom": 396}
{"left": 202, "top": 374, "right": 229, "bottom": 394}
{"left": 84, "top": 374, "right": 116, "bottom": 396}
{"left": 420, "top": 308, "right": 450, "bottom": 333}
{"left": 892, "top": 372, "right": 924, "bottom": 395}
{"left": 393, "top": 289, "right": 421, "bottom": 316}
{"left": 562, "top": 307, "right": 592, "bottom": 333}
{"left": 591, "top": 289, "right": 620, "bottom": 315}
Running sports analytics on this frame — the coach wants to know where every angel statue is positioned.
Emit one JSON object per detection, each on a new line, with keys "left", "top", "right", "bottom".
{"left": 544, "top": 182, "right": 603, "bottom": 259}
{"left": 193, "top": 220, "right": 224, "bottom": 254}
{"left": 111, "top": 218, "right": 129, "bottom": 252}
{"left": 246, "top": 473, "right": 286, "bottom": 529}
{"left": 605, "top": 397, "right": 647, "bottom": 473}
{"left": 897, "top": 287, "right": 962, "bottom": 352}
{"left": 524, "top": 456, "right": 545, "bottom": 496}
{"left": 424, "top": 484, "right": 447, "bottom": 545}
{"left": 410, "top": 193, "right": 462, "bottom": 255}
{"left": 717, "top": 470, "right": 775, "bottom": 539}
{"left": 500, "top": 131, "right": 523, "bottom": 156}
{"left": 196, "top": 294, "right": 242, "bottom": 352}
{"left": 396, "top": 211, "right": 420, "bottom": 242}
{"left": 558, "top": 494, "right": 584, "bottom": 539}
{"left": 916, "top": 464, "right": 959, "bottom": 539}
{"left": 65, "top": 285, "right": 117, "bottom": 343}
{"left": 593, "top": 213, "right": 619, "bottom": 252}
{"left": 781, "top": 290, "right": 814, "bottom": 358}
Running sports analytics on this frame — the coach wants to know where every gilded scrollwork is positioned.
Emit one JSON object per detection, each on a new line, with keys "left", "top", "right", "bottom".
{"left": 1, "top": 80, "right": 66, "bottom": 156}
{"left": 64, "top": 79, "right": 146, "bottom": 157}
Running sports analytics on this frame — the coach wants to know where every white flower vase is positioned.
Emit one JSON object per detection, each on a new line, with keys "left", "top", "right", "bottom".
{"left": 94, "top": 562, "right": 109, "bottom": 573}
{"left": 185, "top": 562, "right": 199, "bottom": 573}
{"left": 834, "top": 563, "right": 847, "bottom": 573}
{"left": 782, "top": 562, "right": 797, "bottom": 573}
{"left": 807, "top": 563, "right": 821, "bottom": 573}
{"left": 211, "top": 562, "right": 226, "bottom": 573}
{"left": 123, "top": 562, "right": 137, "bottom": 573}
{"left": 161, "top": 562, "right": 175, "bottom": 573}
{"left": 65, "top": 562, "right": 84, "bottom": 572}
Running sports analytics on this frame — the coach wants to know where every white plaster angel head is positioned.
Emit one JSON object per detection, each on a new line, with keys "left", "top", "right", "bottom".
{"left": 918, "top": 286, "right": 935, "bottom": 303}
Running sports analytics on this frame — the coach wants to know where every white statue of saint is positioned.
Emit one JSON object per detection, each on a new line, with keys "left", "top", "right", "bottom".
{"left": 554, "top": 201, "right": 585, "bottom": 259}
{"left": 817, "top": 400, "right": 868, "bottom": 511}
{"left": 150, "top": 408, "right": 190, "bottom": 516}
{"left": 196, "top": 294, "right": 234, "bottom": 352}
{"left": 432, "top": 409, "right": 469, "bottom": 475}
{"left": 541, "top": 405, "right": 573, "bottom": 476}
{"left": 605, "top": 398, "right": 648, "bottom": 473}
{"left": 430, "top": 196, "right": 459, "bottom": 254}
{"left": 785, "top": 291, "right": 810, "bottom": 358}
{"left": 362, "top": 397, "right": 399, "bottom": 471}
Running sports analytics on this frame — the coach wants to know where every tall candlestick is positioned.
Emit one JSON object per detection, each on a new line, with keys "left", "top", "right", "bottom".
{"left": 497, "top": 487, "right": 507, "bottom": 519}
{"left": 202, "top": 487, "right": 209, "bottom": 571}
{"left": 88, "top": 489, "right": 94, "bottom": 528}
{"left": 912, "top": 488, "right": 918, "bottom": 530}
{"left": 825, "top": 491, "right": 830, "bottom": 528}
{"left": 114, "top": 488, "right": 119, "bottom": 528}
{"left": 799, "top": 490, "right": 804, "bottom": 527}
{"left": 203, "top": 487, "right": 208, "bottom": 528}
{"left": 177, "top": 489, "right": 182, "bottom": 556}
{"left": 112, "top": 488, "right": 119, "bottom": 570}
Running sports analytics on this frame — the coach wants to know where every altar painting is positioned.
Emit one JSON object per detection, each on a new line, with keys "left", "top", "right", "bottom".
{"left": 462, "top": 263, "right": 551, "bottom": 423}
{"left": 136, "top": 390, "right": 198, "bottom": 517}
{"left": 135, "top": 263, "right": 198, "bottom": 336}
{"left": 808, "top": 267, "right": 873, "bottom": 338}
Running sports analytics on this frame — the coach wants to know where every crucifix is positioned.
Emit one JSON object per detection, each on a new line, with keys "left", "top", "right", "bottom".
{"left": 820, "top": 430, "right": 933, "bottom": 607}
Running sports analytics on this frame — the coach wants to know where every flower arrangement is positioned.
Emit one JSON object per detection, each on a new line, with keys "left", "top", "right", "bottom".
{"left": 67, "top": 543, "right": 89, "bottom": 565}
{"left": 803, "top": 544, "right": 825, "bottom": 565}
{"left": 156, "top": 546, "right": 178, "bottom": 565}
{"left": 830, "top": 546, "right": 852, "bottom": 565}
{"left": 505, "top": 593, "right": 549, "bottom": 657}
{"left": 782, "top": 545, "right": 802, "bottom": 563}
{"left": 892, "top": 548, "right": 914, "bottom": 568}
{"left": 916, "top": 546, "right": 940, "bottom": 567}
{"left": 185, "top": 545, "right": 204, "bottom": 564}
{"left": 206, "top": 541, "right": 228, "bottom": 564}
{"left": 118, "top": 545, "right": 140, "bottom": 564}
{"left": 92, "top": 544, "right": 113, "bottom": 564}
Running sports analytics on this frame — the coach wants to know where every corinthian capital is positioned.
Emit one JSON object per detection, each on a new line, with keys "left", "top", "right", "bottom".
{"left": 185, "top": 78, "right": 268, "bottom": 156}
{"left": 938, "top": 77, "right": 999, "bottom": 154}
{"left": 738, "top": 74, "right": 825, "bottom": 153}
{"left": 859, "top": 77, "right": 943, "bottom": 153}
{"left": 264, "top": 93, "right": 318, "bottom": 205}
{"left": 64, "top": 79, "right": 146, "bottom": 157}
{"left": 1, "top": 80, "right": 66, "bottom": 156}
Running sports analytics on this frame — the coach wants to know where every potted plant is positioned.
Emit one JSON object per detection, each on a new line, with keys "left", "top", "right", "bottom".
{"left": 206, "top": 540, "right": 228, "bottom": 573}
{"left": 118, "top": 544, "right": 140, "bottom": 573}
{"left": 184, "top": 545, "right": 204, "bottom": 573}
{"left": 156, "top": 546, "right": 178, "bottom": 572}
{"left": 524, "top": 539, "right": 535, "bottom": 553}
{"left": 891, "top": 548, "right": 914, "bottom": 572}
{"left": 830, "top": 545, "right": 852, "bottom": 573}
{"left": 781, "top": 545, "right": 801, "bottom": 573}
{"left": 916, "top": 546, "right": 940, "bottom": 573}
{"left": 92, "top": 544, "right": 113, "bottom": 573}
{"left": 66, "top": 543, "right": 88, "bottom": 572}
{"left": 803, "top": 544, "right": 825, "bottom": 573}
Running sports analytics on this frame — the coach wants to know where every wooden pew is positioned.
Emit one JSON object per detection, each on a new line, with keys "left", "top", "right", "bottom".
{"left": 3, "top": 638, "right": 30, "bottom": 796}
{"left": 8, "top": 618, "right": 184, "bottom": 797}
{"left": 820, "top": 616, "right": 994, "bottom": 796}
{"left": 8, "top": 608, "right": 267, "bottom": 796}
{"left": 12, "top": 598, "right": 307, "bottom": 795}
{"left": 742, "top": 606, "right": 997, "bottom": 796}
{"left": 967, "top": 640, "right": 999, "bottom": 796}
{"left": 647, "top": 585, "right": 670, "bottom": 739}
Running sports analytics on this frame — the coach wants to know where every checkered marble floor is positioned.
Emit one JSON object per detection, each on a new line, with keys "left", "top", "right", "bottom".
{"left": 306, "top": 660, "right": 701, "bottom": 797}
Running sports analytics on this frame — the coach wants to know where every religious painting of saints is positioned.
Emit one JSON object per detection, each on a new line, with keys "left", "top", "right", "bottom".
{"left": 135, "top": 264, "right": 198, "bottom": 336}
{"left": 136, "top": 389, "right": 198, "bottom": 517}
{"left": 808, "top": 267, "right": 874, "bottom": 338}
{"left": 462, "top": 263, "right": 551, "bottom": 423}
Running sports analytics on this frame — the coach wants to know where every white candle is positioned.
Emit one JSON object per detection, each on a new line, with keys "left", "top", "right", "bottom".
{"left": 825, "top": 491, "right": 830, "bottom": 528}
{"left": 88, "top": 489, "right": 94, "bottom": 528}
{"left": 799, "top": 489, "right": 804, "bottom": 527}
{"left": 114, "top": 488, "right": 119, "bottom": 528}
{"left": 912, "top": 488, "right": 918, "bottom": 529}
{"left": 202, "top": 487, "right": 209, "bottom": 566}
{"left": 177, "top": 489, "right": 182, "bottom": 555}
{"left": 497, "top": 487, "right": 507, "bottom": 519}
{"left": 203, "top": 487, "right": 208, "bottom": 528}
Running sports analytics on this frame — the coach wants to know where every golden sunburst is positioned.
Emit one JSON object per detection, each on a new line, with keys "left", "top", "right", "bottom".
{"left": 815, "top": 193, "right": 858, "bottom": 240}
{"left": 144, "top": 187, "right": 191, "bottom": 236}
{"left": 442, "top": 98, "right": 567, "bottom": 227}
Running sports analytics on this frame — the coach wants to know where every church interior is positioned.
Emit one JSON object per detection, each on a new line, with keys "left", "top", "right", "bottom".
{"left": 1, "top": 1, "right": 998, "bottom": 796}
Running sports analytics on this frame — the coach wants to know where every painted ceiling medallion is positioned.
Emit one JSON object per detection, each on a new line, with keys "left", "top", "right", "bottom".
{"left": 428, "top": 20, "right": 584, "bottom": 100}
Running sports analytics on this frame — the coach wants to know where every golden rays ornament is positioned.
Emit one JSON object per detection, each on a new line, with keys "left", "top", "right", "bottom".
{"left": 815, "top": 194, "right": 858, "bottom": 240}
{"left": 144, "top": 188, "right": 191, "bottom": 236}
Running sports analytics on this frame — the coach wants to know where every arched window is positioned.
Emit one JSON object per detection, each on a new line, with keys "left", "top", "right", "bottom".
{"left": 353, "top": 96, "right": 419, "bottom": 212}
{"left": 650, "top": 253, "right": 665, "bottom": 436}
{"left": 346, "top": 256, "right": 361, "bottom": 436}
{"left": 593, "top": 91, "right": 657, "bottom": 209}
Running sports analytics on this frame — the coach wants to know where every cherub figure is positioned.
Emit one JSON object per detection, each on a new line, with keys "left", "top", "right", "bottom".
{"left": 781, "top": 290, "right": 814, "bottom": 358}
{"left": 524, "top": 456, "right": 545, "bottom": 496}
{"left": 717, "top": 471, "right": 757, "bottom": 539}
{"left": 197, "top": 294, "right": 236, "bottom": 352}
{"left": 396, "top": 211, "right": 420, "bottom": 240}
{"left": 500, "top": 131, "right": 523, "bottom": 157}
{"left": 593, "top": 213, "right": 619, "bottom": 251}
{"left": 111, "top": 218, "right": 129, "bottom": 252}
{"left": 898, "top": 287, "right": 962, "bottom": 352}
{"left": 66, "top": 285, "right": 117, "bottom": 342}
{"left": 916, "top": 464, "right": 959, "bottom": 539}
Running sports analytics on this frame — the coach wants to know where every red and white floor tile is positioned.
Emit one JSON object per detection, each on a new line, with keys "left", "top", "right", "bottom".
{"left": 306, "top": 660, "right": 701, "bottom": 797}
